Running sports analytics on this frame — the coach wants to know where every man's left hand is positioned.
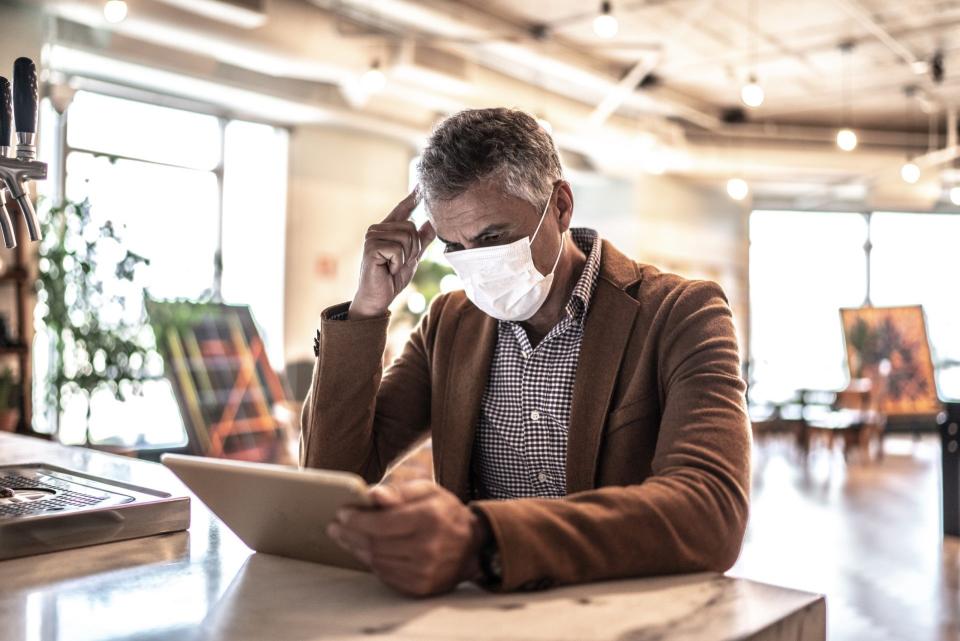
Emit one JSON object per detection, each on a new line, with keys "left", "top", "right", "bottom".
{"left": 327, "top": 479, "right": 486, "bottom": 597}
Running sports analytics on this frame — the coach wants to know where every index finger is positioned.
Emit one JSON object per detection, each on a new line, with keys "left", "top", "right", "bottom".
{"left": 381, "top": 185, "right": 421, "bottom": 223}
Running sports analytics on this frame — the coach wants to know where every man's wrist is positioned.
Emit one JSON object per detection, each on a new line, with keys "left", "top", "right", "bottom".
{"left": 347, "top": 300, "right": 388, "bottom": 321}
{"left": 458, "top": 507, "right": 485, "bottom": 582}
{"left": 467, "top": 505, "right": 501, "bottom": 587}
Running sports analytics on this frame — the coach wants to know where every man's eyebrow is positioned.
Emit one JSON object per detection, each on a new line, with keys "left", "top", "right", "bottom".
{"left": 437, "top": 224, "right": 511, "bottom": 245}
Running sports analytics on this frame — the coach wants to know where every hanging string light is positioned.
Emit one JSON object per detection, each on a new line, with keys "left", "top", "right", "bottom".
{"left": 836, "top": 42, "right": 857, "bottom": 151}
{"left": 593, "top": 1, "right": 619, "bottom": 39}
{"left": 740, "top": 0, "right": 764, "bottom": 108}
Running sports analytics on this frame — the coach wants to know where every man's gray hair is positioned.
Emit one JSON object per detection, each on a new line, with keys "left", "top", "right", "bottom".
{"left": 417, "top": 108, "right": 563, "bottom": 213}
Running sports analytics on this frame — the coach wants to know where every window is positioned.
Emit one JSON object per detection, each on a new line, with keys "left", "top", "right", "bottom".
{"left": 870, "top": 212, "right": 960, "bottom": 399}
{"left": 749, "top": 209, "right": 960, "bottom": 404}
{"left": 36, "top": 91, "right": 288, "bottom": 446}
{"left": 749, "top": 211, "right": 868, "bottom": 402}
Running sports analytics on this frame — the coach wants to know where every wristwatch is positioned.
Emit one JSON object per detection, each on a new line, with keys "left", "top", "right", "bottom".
{"left": 469, "top": 506, "right": 502, "bottom": 587}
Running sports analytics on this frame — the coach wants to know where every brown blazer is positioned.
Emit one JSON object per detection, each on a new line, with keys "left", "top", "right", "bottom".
{"left": 301, "top": 238, "right": 751, "bottom": 592}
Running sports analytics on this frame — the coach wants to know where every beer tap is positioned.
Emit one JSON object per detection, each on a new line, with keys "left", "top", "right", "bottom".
{"left": 0, "top": 57, "right": 46, "bottom": 247}
{"left": 0, "top": 79, "right": 15, "bottom": 249}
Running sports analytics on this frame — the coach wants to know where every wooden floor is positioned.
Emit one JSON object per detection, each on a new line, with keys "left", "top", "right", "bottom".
{"left": 730, "top": 435, "right": 960, "bottom": 641}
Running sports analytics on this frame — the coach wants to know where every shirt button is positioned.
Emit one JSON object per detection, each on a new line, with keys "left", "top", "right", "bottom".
{"left": 538, "top": 471, "right": 549, "bottom": 483}
{"left": 530, "top": 410, "right": 540, "bottom": 421}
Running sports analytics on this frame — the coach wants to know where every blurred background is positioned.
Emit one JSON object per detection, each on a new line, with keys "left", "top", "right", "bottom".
{"left": 0, "top": 0, "right": 957, "bottom": 638}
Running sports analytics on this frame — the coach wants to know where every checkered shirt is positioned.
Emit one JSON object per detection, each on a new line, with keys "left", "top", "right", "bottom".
{"left": 471, "top": 227, "right": 602, "bottom": 500}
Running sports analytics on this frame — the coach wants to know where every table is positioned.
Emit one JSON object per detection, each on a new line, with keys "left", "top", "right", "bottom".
{"left": 0, "top": 433, "right": 826, "bottom": 641}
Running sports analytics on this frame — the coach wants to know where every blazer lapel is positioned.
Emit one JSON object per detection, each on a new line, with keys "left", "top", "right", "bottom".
{"left": 565, "top": 247, "right": 641, "bottom": 494}
{"left": 437, "top": 306, "right": 497, "bottom": 501}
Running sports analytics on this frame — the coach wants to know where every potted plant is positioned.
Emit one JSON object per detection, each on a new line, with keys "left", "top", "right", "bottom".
{"left": 35, "top": 197, "right": 153, "bottom": 439}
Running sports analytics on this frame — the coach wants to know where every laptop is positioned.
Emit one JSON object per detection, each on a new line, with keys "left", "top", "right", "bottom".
{"left": 161, "top": 454, "right": 371, "bottom": 571}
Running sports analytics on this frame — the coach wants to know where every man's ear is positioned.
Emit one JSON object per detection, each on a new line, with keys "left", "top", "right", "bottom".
{"left": 555, "top": 180, "right": 574, "bottom": 232}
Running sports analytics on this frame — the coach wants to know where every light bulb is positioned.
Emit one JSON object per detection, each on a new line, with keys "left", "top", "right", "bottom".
{"left": 741, "top": 80, "right": 764, "bottom": 108}
{"left": 360, "top": 64, "right": 386, "bottom": 94}
{"left": 950, "top": 186, "right": 960, "bottom": 206}
{"left": 593, "top": 2, "right": 618, "bottom": 39}
{"left": 406, "top": 291, "right": 426, "bottom": 314}
{"left": 103, "top": 0, "right": 128, "bottom": 23}
{"left": 900, "top": 162, "right": 920, "bottom": 184}
{"left": 726, "top": 178, "right": 749, "bottom": 201}
{"left": 836, "top": 128, "right": 858, "bottom": 151}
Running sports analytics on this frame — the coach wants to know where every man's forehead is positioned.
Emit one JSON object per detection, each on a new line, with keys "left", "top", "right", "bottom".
{"left": 431, "top": 209, "right": 513, "bottom": 243}
{"left": 428, "top": 187, "right": 530, "bottom": 241}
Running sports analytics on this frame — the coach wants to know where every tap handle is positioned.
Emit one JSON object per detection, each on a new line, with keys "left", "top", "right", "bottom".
{"left": 0, "top": 77, "right": 10, "bottom": 148}
{"left": 12, "top": 57, "right": 37, "bottom": 135}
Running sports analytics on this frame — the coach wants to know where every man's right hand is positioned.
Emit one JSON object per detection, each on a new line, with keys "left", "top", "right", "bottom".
{"left": 348, "top": 186, "right": 436, "bottom": 320}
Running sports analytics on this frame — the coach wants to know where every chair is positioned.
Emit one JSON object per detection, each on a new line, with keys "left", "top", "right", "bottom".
{"left": 797, "top": 374, "right": 888, "bottom": 463}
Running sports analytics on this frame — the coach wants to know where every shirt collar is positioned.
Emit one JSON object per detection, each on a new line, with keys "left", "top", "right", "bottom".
{"left": 564, "top": 227, "right": 602, "bottom": 324}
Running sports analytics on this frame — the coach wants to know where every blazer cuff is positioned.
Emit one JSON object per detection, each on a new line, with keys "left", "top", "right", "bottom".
{"left": 313, "top": 302, "right": 391, "bottom": 357}
{"left": 468, "top": 499, "right": 557, "bottom": 593}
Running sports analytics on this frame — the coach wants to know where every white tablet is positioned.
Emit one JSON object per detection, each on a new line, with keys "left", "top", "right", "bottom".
{"left": 161, "top": 453, "right": 371, "bottom": 571}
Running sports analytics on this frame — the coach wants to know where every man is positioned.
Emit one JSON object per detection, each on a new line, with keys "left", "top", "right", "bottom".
{"left": 301, "top": 108, "right": 751, "bottom": 597}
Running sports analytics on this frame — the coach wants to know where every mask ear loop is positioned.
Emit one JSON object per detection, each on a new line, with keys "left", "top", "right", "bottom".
{"left": 529, "top": 192, "right": 553, "bottom": 245}
{"left": 546, "top": 229, "right": 564, "bottom": 276}
{"left": 530, "top": 190, "right": 565, "bottom": 277}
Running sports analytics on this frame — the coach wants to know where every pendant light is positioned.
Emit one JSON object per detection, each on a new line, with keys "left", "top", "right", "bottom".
{"left": 360, "top": 59, "right": 387, "bottom": 94}
{"left": 740, "top": 0, "right": 764, "bottom": 108}
{"left": 727, "top": 177, "right": 749, "bottom": 201}
{"left": 593, "top": 1, "right": 619, "bottom": 39}
{"left": 900, "top": 86, "right": 920, "bottom": 183}
{"left": 900, "top": 161, "right": 920, "bottom": 183}
{"left": 103, "top": 0, "right": 128, "bottom": 23}
{"left": 836, "top": 42, "right": 857, "bottom": 151}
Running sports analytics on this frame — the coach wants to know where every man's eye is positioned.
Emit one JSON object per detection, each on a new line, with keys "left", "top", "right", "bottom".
{"left": 480, "top": 234, "right": 501, "bottom": 244}
{"left": 444, "top": 243, "right": 463, "bottom": 252}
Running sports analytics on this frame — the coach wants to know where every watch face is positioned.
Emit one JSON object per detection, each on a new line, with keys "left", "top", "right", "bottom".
{"left": 490, "top": 550, "right": 503, "bottom": 578}
{"left": 478, "top": 541, "right": 502, "bottom": 584}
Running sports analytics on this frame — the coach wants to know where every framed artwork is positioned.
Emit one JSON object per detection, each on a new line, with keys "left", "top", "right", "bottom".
{"left": 147, "top": 300, "right": 287, "bottom": 461}
{"left": 840, "top": 305, "right": 940, "bottom": 416}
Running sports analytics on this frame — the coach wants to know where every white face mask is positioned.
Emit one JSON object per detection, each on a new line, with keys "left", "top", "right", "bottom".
{"left": 444, "top": 195, "right": 563, "bottom": 322}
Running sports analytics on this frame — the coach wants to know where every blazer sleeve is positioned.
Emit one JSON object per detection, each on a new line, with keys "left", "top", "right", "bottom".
{"left": 470, "top": 280, "right": 751, "bottom": 592}
{"left": 299, "top": 294, "right": 444, "bottom": 483}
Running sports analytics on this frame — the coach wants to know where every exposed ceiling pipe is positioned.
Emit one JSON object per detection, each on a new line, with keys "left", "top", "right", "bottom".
{"left": 658, "top": 13, "right": 960, "bottom": 76}
{"left": 586, "top": 0, "right": 719, "bottom": 129}
{"left": 323, "top": 0, "right": 722, "bottom": 129}
{"left": 688, "top": 122, "right": 932, "bottom": 149}
{"left": 834, "top": 0, "right": 922, "bottom": 70}
{"left": 150, "top": 0, "right": 268, "bottom": 29}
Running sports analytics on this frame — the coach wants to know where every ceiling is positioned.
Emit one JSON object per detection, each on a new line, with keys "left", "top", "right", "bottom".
{"left": 455, "top": 0, "right": 959, "bottom": 132}
{"left": 31, "top": 0, "right": 960, "bottom": 210}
